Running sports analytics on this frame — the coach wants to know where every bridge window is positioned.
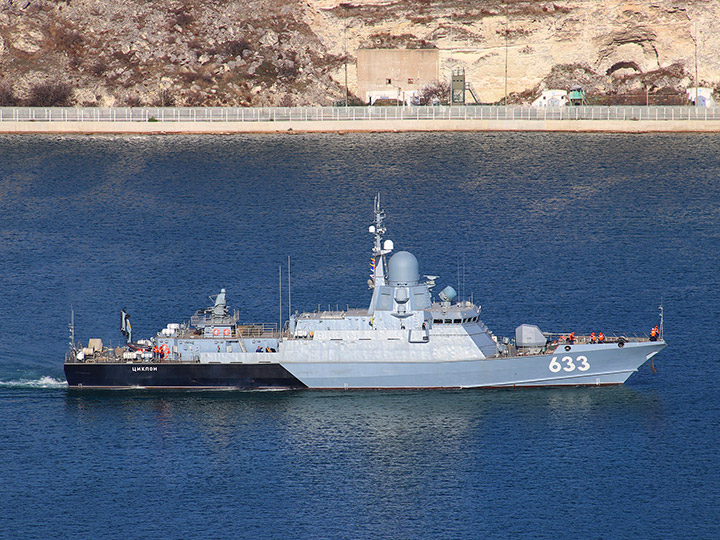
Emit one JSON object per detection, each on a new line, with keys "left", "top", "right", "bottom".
{"left": 433, "top": 319, "right": 443, "bottom": 324}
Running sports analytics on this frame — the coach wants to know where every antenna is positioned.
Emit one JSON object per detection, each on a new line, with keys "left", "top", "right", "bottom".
{"left": 659, "top": 300, "right": 664, "bottom": 339}
{"left": 457, "top": 258, "right": 460, "bottom": 300}
{"left": 288, "top": 255, "right": 292, "bottom": 320}
{"left": 279, "top": 264, "right": 282, "bottom": 332}
{"left": 462, "top": 251, "right": 466, "bottom": 302}
{"left": 69, "top": 306, "right": 75, "bottom": 349}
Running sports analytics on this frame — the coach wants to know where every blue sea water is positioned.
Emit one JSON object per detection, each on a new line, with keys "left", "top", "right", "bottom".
{"left": 0, "top": 132, "right": 718, "bottom": 539}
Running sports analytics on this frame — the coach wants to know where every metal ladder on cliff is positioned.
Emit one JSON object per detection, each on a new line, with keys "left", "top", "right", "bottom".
{"left": 465, "top": 82, "right": 480, "bottom": 104}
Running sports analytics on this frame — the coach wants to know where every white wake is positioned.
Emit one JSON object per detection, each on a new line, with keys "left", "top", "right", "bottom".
{"left": 0, "top": 376, "right": 68, "bottom": 388}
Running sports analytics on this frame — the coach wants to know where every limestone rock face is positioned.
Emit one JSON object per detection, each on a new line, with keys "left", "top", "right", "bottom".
{"left": 0, "top": 0, "right": 716, "bottom": 105}
{"left": 313, "top": 0, "right": 716, "bottom": 103}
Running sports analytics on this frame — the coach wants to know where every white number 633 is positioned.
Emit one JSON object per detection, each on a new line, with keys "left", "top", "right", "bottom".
{"left": 549, "top": 355, "right": 590, "bottom": 373}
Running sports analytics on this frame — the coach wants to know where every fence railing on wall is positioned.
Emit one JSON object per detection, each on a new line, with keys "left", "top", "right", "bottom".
{"left": 1, "top": 106, "right": 719, "bottom": 122}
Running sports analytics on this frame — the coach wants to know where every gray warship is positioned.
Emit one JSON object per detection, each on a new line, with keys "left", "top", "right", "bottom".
{"left": 65, "top": 196, "right": 666, "bottom": 389}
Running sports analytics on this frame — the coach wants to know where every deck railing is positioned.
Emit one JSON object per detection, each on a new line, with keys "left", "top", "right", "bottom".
{"left": 544, "top": 332, "right": 652, "bottom": 344}
{"left": 189, "top": 310, "right": 240, "bottom": 328}
{"left": 236, "top": 323, "right": 279, "bottom": 337}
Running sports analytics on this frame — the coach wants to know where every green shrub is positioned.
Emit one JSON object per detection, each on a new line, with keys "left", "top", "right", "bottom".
{"left": 27, "top": 82, "right": 73, "bottom": 106}
{"left": 0, "top": 84, "right": 18, "bottom": 106}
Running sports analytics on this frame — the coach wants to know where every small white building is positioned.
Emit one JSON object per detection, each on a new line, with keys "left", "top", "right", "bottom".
{"left": 532, "top": 89, "right": 568, "bottom": 107}
{"left": 686, "top": 87, "right": 715, "bottom": 107}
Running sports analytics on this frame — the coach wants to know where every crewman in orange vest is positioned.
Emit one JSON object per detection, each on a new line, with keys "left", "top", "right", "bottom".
{"left": 568, "top": 332, "right": 575, "bottom": 344}
{"left": 598, "top": 332, "right": 605, "bottom": 343}
{"left": 153, "top": 345, "right": 160, "bottom": 359}
{"left": 650, "top": 326, "right": 658, "bottom": 341}
{"left": 590, "top": 332, "right": 596, "bottom": 344}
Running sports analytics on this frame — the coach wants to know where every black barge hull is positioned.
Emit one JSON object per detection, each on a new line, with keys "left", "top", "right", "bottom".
{"left": 64, "top": 362, "right": 307, "bottom": 389}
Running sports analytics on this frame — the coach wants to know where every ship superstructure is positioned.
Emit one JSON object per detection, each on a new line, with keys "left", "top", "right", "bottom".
{"left": 65, "top": 197, "right": 666, "bottom": 389}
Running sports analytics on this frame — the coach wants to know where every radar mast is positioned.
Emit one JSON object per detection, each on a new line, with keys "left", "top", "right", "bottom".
{"left": 368, "top": 194, "right": 394, "bottom": 314}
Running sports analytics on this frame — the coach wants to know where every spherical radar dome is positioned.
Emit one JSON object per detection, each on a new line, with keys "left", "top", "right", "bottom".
{"left": 388, "top": 251, "right": 420, "bottom": 285}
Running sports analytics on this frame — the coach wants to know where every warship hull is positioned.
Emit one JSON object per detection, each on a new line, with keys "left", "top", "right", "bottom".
{"left": 64, "top": 362, "right": 306, "bottom": 389}
{"left": 64, "top": 341, "right": 664, "bottom": 389}
{"left": 65, "top": 197, "right": 666, "bottom": 391}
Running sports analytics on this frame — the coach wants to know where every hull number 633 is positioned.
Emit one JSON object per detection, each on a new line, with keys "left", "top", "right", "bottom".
{"left": 549, "top": 355, "right": 590, "bottom": 373}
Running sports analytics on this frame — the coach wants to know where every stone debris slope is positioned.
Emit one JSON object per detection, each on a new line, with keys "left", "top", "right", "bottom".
{"left": 0, "top": 0, "right": 716, "bottom": 106}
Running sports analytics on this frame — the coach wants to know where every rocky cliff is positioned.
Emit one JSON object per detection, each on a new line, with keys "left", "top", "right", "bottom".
{"left": 0, "top": 0, "right": 717, "bottom": 106}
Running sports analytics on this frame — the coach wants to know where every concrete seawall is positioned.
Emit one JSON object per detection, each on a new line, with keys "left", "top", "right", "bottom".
{"left": 3, "top": 119, "right": 720, "bottom": 134}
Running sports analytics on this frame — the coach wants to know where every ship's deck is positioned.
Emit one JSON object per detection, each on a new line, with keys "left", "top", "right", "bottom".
{"left": 167, "top": 323, "right": 281, "bottom": 340}
{"left": 66, "top": 331, "right": 659, "bottom": 365}
{"left": 295, "top": 308, "right": 368, "bottom": 320}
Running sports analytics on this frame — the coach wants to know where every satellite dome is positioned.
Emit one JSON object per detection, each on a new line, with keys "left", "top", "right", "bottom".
{"left": 388, "top": 251, "right": 419, "bottom": 285}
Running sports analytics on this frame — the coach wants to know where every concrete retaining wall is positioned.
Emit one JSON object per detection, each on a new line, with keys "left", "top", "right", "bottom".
{"left": 3, "top": 119, "right": 720, "bottom": 134}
